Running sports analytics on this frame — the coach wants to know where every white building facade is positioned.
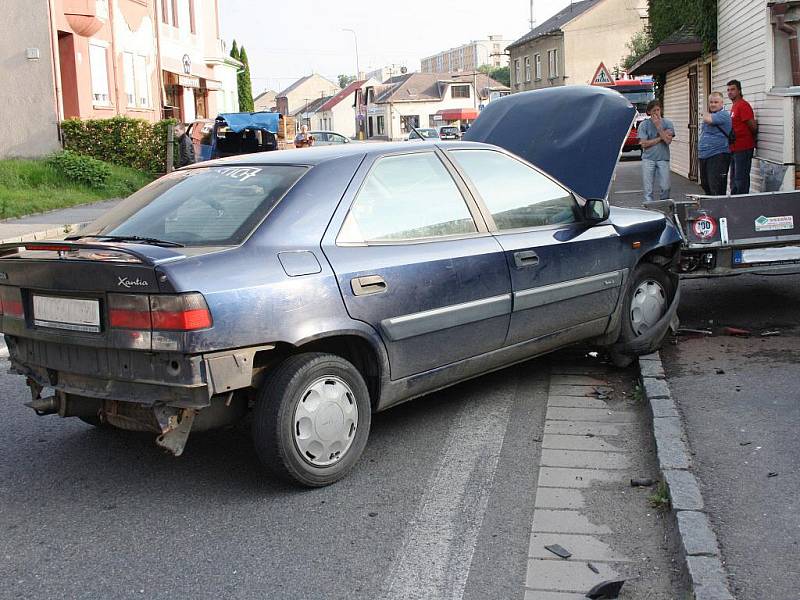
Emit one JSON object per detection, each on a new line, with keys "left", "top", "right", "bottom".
{"left": 420, "top": 35, "right": 510, "bottom": 73}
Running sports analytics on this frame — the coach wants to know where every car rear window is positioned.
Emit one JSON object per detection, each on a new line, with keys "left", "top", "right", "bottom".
{"left": 77, "top": 166, "right": 306, "bottom": 246}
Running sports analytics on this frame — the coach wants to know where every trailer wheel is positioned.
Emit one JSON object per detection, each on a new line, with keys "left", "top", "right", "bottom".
{"left": 252, "top": 352, "right": 371, "bottom": 487}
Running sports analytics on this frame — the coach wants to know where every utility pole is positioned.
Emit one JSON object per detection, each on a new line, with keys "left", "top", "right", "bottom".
{"left": 342, "top": 28, "right": 360, "bottom": 79}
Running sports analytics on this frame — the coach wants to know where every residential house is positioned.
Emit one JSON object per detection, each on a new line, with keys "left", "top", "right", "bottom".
{"left": 365, "top": 64, "right": 407, "bottom": 83}
{"left": 364, "top": 72, "right": 508, "bottom": 140}
{"left": 291, "top": 96, "right": 331, "bottom": 129}
{"left": 275, "top": 74, "right": 340, "bottom": 116}
{"left": 254, "top": 90, "right": 277, "bottom": 112}
{"left": 314, "top": 79, "right": 377, "bottom": 138}
{"left": 420, "top": 35, "right": 511, "bottom": 73}
{"left": 507, "top": 0, "right": 646, "bottom": 92}
{"left": 630, "top": 1, "right": 797, "bottom": 191}
{"left": 2, "top": 0, "right": 240, "bottom": 159}
{"left": 1, "top": 0, "right": 60, "bottom": 157}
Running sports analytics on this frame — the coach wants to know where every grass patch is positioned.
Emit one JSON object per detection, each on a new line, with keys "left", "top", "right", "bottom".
{"left": 0, "top": 157, "right": 152, "bottom": 220}
{"left": 648, "top": 481, "right": 671, "bottom": 509}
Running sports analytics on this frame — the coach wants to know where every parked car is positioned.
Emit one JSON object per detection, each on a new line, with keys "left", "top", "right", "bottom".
{"left": 188, "top": 112, "right": 280, "bottom": 161}
{"left": 0, "top": 86, "right": 680, "bottom": 487}
{"left": 309, "top": 131, "right": 353, "bottom": 145}
{"left": 406, "top": 127, "right": 439, "bottom": 140}
{"left": 438, "top": 125, "right": 461, "bottom": 140}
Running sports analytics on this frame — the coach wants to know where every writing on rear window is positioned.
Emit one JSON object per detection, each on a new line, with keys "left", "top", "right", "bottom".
{"left": 216, "top": 167, "right": 262, "bottom": 182}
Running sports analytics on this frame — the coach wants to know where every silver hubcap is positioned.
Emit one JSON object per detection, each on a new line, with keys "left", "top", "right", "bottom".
{"left": 293, "top": 376, "right": 359, "bottom": 467}
{"left": 630, "top": 279, "right": 667, "bottom": 336}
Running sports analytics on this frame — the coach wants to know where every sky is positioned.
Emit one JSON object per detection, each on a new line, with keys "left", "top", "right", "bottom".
{"left": 220, "top": 0, "right": 579, "bottom": 94}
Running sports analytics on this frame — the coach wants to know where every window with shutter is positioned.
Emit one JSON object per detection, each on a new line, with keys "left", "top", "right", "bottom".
{"left": 89, "top": 44, "right": 110, "bottom": 105}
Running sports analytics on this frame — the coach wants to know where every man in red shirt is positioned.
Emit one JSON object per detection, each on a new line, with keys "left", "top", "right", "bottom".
{"left": 727, "top": 80, "right": 758, "bottom": 194}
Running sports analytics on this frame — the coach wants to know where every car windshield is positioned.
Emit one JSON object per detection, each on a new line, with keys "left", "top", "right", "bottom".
{"left": 410, "top": 129, "right": 438, "bottom": 139}
{"left": 76, "top": 166, "right": 306, "bottom": 247}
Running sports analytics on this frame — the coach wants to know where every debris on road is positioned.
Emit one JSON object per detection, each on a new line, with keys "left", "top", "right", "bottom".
{"left": 591, "top": 386, "right": 614, "bottom": 400}
{"left": 722, "top": 326, "right": 751, "bottom": 336}
{"left": 760, "top": 329, "right": 781, "bottom": 337}
{"left": 767, "top": 472, "right": 779, "bottom": 478}
{"left": 677, "top": 328, "right": 713, "bottom": 336}
{"left": 545, "top": 543, "right": 572, "bottom": 559}
{"left": 587, "top": 562, "right": 600, "bottom": 574}
{"left": 586, "top": 578, "right": 626, "bottom": 599}
{"left": 630, "top": 478, "right": 656, "bottom": 487}
{"left": 715, "top": 368, "right": 726, "bottom": 374}
{"left": 739, "top": 441, "right": 752, "bottom": 446}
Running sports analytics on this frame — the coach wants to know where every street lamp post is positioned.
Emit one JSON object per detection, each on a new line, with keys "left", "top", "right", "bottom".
{"left": 342, "top": 28, "right": 360, "bottom": 79}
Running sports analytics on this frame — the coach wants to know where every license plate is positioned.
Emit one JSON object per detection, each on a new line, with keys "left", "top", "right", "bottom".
{"left": 733, "top": 246, "right": 800, "bottom": 267}
{"left": 33, "top": 295, "right": 101, "bottom": 333}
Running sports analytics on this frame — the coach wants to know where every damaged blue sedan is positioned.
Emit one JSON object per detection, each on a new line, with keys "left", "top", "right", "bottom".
{"left": 0, "top": 86, "right": 680, "bottom": 486}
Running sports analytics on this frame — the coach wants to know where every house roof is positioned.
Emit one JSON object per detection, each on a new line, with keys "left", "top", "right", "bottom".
{"left": 290, "top": 95, "right": 332, "bottom": 116}
{"left": 318, "top": 80, "right": 366, "bottom": 112}
{"left": 277, "top": 74, "right": 337, "bottom": 98}
{"left": 629, "top": 28, "right": 703, "bottom": 76}
{"left": 373, "top": 72, "right": 507, "bottom": 104}
{"left": 507, "top": 0, "right": 603, "bottom": 50}
{"left": 254, "top": 90, "right": 277, "bottom": 102}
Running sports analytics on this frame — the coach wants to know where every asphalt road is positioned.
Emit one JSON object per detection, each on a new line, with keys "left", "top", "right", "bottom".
{"left": 661, "top": 274, "right": 800, "bottom": 600}
{"left": 611, "top": 158, "right": 800, "bottom": 599}
{"left": 0, "top": 357, "right": 548, "bottom": 600}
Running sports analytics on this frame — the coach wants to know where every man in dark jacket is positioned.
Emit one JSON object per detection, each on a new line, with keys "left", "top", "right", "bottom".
{"left": 176, "top": 123, "right": 195, "bottom": 167}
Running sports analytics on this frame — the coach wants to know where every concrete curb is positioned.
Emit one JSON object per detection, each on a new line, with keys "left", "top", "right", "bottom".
{"left": 638, "top": 352, "right": 735, "bottom": 600}
{"left": 0, "top": 222, "right": 86, "bottom": 245}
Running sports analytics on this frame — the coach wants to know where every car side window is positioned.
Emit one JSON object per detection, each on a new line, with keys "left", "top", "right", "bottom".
{"left": 314, "top": 132, "right": 329, "bottom": 143}
{"left": 338, "top": 152, "right": 477, "bottom": 244}
{"left": 449, "top": 149, "right": 578, "bottom": 230}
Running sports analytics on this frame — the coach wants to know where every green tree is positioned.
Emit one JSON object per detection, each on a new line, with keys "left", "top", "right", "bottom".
{"left": 229, "top": 39, "right": 239, "bottom": 61}
{"left": 478, "top": 64, "right": 510, "bottom": 87}
{"left": 338, "top": 74, "right": 357, "bottom": 89}
{"left": 621, "top": 30, "right": 653, "bottom": 70}
{"left": 237, "top": 45, "right": 255, "bottom": 112}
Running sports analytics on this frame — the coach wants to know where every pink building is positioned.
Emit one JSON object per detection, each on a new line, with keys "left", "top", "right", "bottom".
{"left": 50, "top": 0, "right": 239, "bottom": 124}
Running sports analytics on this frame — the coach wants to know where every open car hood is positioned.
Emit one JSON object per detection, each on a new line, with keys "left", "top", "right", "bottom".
{"left": 464, "top": 86, "right": 636, "bottom": 200}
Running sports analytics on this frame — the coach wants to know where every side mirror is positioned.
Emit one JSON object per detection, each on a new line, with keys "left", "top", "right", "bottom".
{"left": 584, "top": 198, "right": 610, "bottom": 222}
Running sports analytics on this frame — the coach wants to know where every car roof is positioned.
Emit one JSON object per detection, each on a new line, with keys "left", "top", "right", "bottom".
{"left": 187, "top": 140, "right": 492, "bottom": 168}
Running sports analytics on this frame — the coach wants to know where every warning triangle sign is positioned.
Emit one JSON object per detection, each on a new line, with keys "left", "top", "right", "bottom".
{"left": 591, "top": 62, "right": 615, "bottom": 86}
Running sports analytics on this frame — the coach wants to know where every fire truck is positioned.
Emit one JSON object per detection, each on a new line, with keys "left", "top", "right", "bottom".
{"left": 607, "top": 78, "right": 656, "bottom": 154}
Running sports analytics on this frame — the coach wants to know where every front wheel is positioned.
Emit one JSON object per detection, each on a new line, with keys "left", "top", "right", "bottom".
{"left": 252, "top": 353, "right": 371, "bottom": 487}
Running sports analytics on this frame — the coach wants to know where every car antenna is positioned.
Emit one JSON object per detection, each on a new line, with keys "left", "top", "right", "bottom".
{"left": 408, "top": 123, "right": 426, "bottom": 140}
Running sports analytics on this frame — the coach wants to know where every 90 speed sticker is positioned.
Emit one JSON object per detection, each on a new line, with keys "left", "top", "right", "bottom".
{"left": 693, "top": 215, "right": 717, "bottom": 240}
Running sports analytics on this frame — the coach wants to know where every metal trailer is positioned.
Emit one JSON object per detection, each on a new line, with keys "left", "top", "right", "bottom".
{"left": 646, "top": 190, "right": 800, "bottom": 277}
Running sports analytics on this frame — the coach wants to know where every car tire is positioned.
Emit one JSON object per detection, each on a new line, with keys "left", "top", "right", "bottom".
{"left": 252, "top": 353, "right": 371, "bottom": 487}
{"left": 618, "top": 262, "right": 675, "bottom": 348}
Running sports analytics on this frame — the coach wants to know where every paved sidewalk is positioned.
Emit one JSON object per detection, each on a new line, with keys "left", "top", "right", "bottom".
{"left": 611, "top": 159, "right": 703, "bottom": 209}
{"left": 0, "top": 198, "right": 122, "bottom": 243}
{"left": 524, "top": 356, "right": 685, "bottom": 598}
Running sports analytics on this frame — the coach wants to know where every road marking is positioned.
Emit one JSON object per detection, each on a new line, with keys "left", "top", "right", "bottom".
{"left": 383, "top": 381, "right": 516, "bottom": 600}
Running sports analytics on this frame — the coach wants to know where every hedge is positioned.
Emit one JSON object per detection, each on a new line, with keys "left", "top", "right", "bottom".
{"left": 61, "top": 116, "right": 177, "bottom": 175}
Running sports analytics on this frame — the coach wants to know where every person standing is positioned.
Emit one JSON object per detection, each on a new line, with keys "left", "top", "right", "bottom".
{"left": 294, "top": 124, "right": 314, "bottom": 148}
{"left": 175, "top": 123, "right": 195, "bottom": 167}
{"left": 698, "top": 92, "right": 733, "bottom": 196}
{"left": 727, "top": 79, "right": 758, "bottom": 194}
{"left": 638, "top": 100, "right": 675, "bottom": 202}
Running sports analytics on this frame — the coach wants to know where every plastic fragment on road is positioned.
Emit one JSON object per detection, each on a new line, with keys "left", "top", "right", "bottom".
{"left": 722, "top": 326, "right": 751, "bottom": 336}
{"left": 760, "top": 330, "right": 781, "bottom": 337}
{"left": 587, "top": 562, "right": 600, "bottom": 574}
{"left": 545, "top": 543, "right": 572, "bottom": 559}
{"left": 585, "top": 578, "right": 626, "bottom": 599}
{"left": 767, "top": 472, "right": 779, "bottom": 478}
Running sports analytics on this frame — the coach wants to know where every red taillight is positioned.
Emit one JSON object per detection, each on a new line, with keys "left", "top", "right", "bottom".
{"left": 0, "top": 286, "right": 24, "bottom": 318}
{"left": 24, "top": 244, "right": 72, "bottom": 252}
{"left": 108, "top": 292, "right": 212, "bottom": 332}
{"left": 108, "top": 294, "right": 152, "bottom": 329}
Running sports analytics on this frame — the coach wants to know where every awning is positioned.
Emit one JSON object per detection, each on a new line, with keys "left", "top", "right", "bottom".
{"left": 629, "top": 40, "right": 703, "bottom": 76}
{"left": 217, "top": 112, "right": 280, "bottom": 134}
{"left": 436, "top": 108, "right": 479, "bottom": 121}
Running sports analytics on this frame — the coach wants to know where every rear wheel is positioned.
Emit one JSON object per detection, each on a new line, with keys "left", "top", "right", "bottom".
{"left": 252, "top": 353, "right": 371, "bottom": 487}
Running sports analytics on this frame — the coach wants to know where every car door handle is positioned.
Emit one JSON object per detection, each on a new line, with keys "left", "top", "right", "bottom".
{"left": 351, "top": 275, "right": 387, "bottom": 296}
{"left": 514, "top": 250, "right": 540, "bottom": 269}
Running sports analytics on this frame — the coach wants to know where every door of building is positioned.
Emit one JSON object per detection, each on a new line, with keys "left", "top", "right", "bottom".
{"left": 688, "top": 66, "right": 699, "bottom": 182}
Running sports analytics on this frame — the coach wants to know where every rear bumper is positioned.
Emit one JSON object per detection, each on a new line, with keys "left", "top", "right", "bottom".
{"left": 5, "top": 336, "right": 272, "bottom": 408}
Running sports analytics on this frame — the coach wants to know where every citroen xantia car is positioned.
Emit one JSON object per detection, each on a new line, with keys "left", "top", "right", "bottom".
{"left": 0, "top": 87, "right": 680, "bottom": 486}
